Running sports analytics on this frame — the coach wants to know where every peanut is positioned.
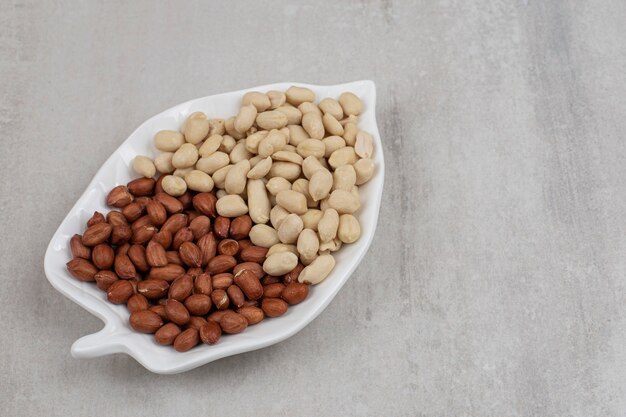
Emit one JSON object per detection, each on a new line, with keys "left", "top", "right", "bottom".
{"left": 298, "top": 254, "right": 335, "bottom": 285}
{"left": 133, "top": 155, "right": 156, "bottom": 178}
{"left": 338, "top": 214, "right": 361, "bottom": 243}
{"left": 355, "top": 131, "right": 374, "bottom": 158}
{"left": 184, "top": 116, "right": 210, "bottom": 144}
{"left": 285, "top": 86, "right": 315, "bottom": 106}
{"left": 247, "top": 156, "right": 272, "bottom": 179}
{"left": 154, "top": 152, "right": 175, "bottom": 174}
{"left": 287, "top": 125, "right": 309, "bottom": 146}
{"left": 198, "top": 134, "right": 223, "bottom": 157}
{"left": 172, "top": 143, "right": 199, "bottom": 169}
{"left": 300, "top": 209, "right": 323, "bottom": 231}
{"left": 332, "top": 164, "right": 357, "bottom": 191}
{"left": 256, "top": 110, "right": 288, "bottom": 130}
{"left": 263, "top": 251, "right": 299, "bottom": 276}
{"left": 247, "top": 179, "right": 271, "bottom": 224}
{"left": 309, "top": 168, "right": 333, "bottom": 201}
{"left": 301, "top": 112, "right": 324, "bottom": 140}
{"left": 318, "top": 98, "right": 343, "bottom": 120}
{"left": 266, "top": 177, "right": 292, "bottom": 196}
{"left": 297, "top": 228, "right": 319, "bottom": 265}
{"left": 242, "top": 91, "right": 271, "bottom": 112}
{"left": 339, "top": 92, "right": 363, "bottom": 116}
{"left": 249, "top": 224, "right": 280, "bottom": 248}
{"left": 196, "top": 152, "right": 230, "bottom": 174}
{"left": 270, "top": 204, "right": 290, "bottom": 229}
{"left": 184, "top": 170, "right": 214, "bottom": 192}
{"left": 225, "top": 159, "right": 250, "bottom": 195}
{"left": 327, "top": 189, "right": 360, "bottom": 214}
{"left": 277, "top": 213, "right": 303, "bottom": 244}
{"left": 161, "top": 175, "right": 187, "bottom": 197}
{"left": 234, "top": 104, "right": 257, "bottom": 134}
{"left": 154, "top": 130, "right": 185, "bottom": 152}
{"left": 354, "top": 158, "right": 375, "bottom": 185}
{"left": 267, "top": 162, "right": 301, "bottom": 181}
{"left": 267, "top": 90, "right": 286, "bottom": 109}
{"left": 211, "top": 165, "right": 232, "bottom": 189}
{"left": 215, "top": 195, "right": 248, "bottom": 217}
{"left": 276, "top": 105, "right": 302, "bottom": 125}
{"left": 322, "top": 113, "right": 344, "bottom": 136}
{"left": 276, "top": 190, "right": 307, "bottom": 215}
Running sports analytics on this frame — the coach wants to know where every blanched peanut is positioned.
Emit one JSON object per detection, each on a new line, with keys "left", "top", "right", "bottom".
{"left": 216, "top": 195, "right": 248, "bottom": 217}
{"left": 267, "top": 90, "right": 286, "bottom": 109}
{"left": 266, "top": 177, "right": 291, "bottom": 196}
{"left": 318, "top": 98, "right": 343, "bottom": 120}
{"left": 355, "top": 131, "right": 374, "bottom": 158}
{"left": 256, "top": 111, "right": 288, "bottom": 130}
{"left": 322, "top": 113, "right": 344, "bottom": 136}
{"left": 354, "top": 158, "right": 375, "bottom": 185}
{"left": 342, "top": 122, "right": 358, "bottom": 146}
{"left": 300, "top": 209, "right": 323, "bottom": 231}
{"left": 302, "top": 156, "right": 325, "bottom": 179}
{"left": 319, "top": 238, "right": 342, "bottom": 252}
{"left": 297, "top": 228, "right": 319, "bottom": 265}
{"left": 339, "top": 92, "right": 363, "bottom": 116}
{"left": 263, "top": 251, "right": 299, "bottom": 276}
{"left": 276, "top": 190, "right": 307, "bottom": 215}
{"left": 298, "top": 102, "right": 322, "bottom": 116}
{"left": 154, "top": 130, "right": 185, "bottom": 152}
{"left": 309, "top": 169, "right": 333, "bottom": 201}
{"left": 230, "top": 141, "right": 252, "bottom": 164}
{"left": 298, "top": 254, "right": 335, "bottom": 285}
{"left": 234, "top": 104, "right": 257, "bottom": 134}
{"left": 270, "top": 204, "right": 290, "bottom": 228}
{"left": 208, "top": 118, "right": 225, "bottom": 136}
{"left": 338, "top": 214, "right": 360, "bottom": 243}
{"left": 318, "top": 208, "right": 339, "bottom": 242}
{"left": 245, "top": 130, "right": 268, "bottom": 154}
{"left": 242, "top": 91, "right": 271, "bottom": 111}
{"left": 225, "top": 160, "right": 250, "bottom": 195}
{"left": 249, "top": 224, "right": 280, "bottom": 248}
{"left": 184, "top": 116, "right": 210, "bottom": 144}
{"left": 216, "top": 189, "right": 227, "bottom": 199}
{"left": 332, "top": 165, "right": 356, "bottom": 191}
{"left": 212, "top": 165, "right": 232, "bottom": 189}
{"left": 272, "top": 150, "right": 303, "bottom": 165}
{"left": 198, "top": 134, "right": 223, "bottom": 157}
{"left": 301, "top": 112, "right": 324, "bottom": 140}
{"left": 225, "top": 116, "right": 245, "bottom": 140}
{"left": 319, "top": 197, "right": 330, "bottom": 211}
{"left": 285, "top": 86, "right": 315, "bottom": 106}
{"left": 276, "top": 106, "right": 302, "bottom": 125}
{"left": 161, "top": 175, "right": 187, "bottom": 197}
{"left": 154, "top": 152, "right": 175, "bottom": 174}
{"left": 322, "top": 136, "right": 346, "bottom": 158}
{"left": 267, "top": 162, "right": 301, "bottom": 181}
{"left": 249, "top": 155, "right": 263, "bottom": 167}
{"left": 172, "top": 143, "right": 199, "bottom": 168}
{"left": 247, "top": 179, "right": 271, "bottom": 224}
{"left": 328, "top": 146, "right": 358, "bottom": 169}
{"left": 288, "top": 125, "right": 308, "bottom": 146}
{"left": 267, "top": 243, "right": 298, "bottom": 257}
{"left": 247, "top": 156, "right": 272, "bottom": 179}
{"left": 173, "top": 167, "right": 193, "bottom": 178}
{"left": 218, "top": 135, "right": 236, "bottom": 153}
{"left": 292, "top": 178, "right": 316, "bottom": 208}
{"left": 339, "top": 114, "right": 358, "bottom": 126}
{"left": 258, "top": 129, "right": 287, "bottom": 157}
{"left": 133, "top": 155, "right": 156, "bottom": 178}
{"left": 196, "top": 152, "right": 230, "bottom": 174}
{"left": 297, "top": 139, "right": 325, "bottom": 159}
{"left": 277, "top": 213, "right": 303, "bottom": 244}
{"left": 328, "top": 189, "right": 360, "bottom": 214}
{"left": 282, "top": 144, "right": 296, "bottom": 153}
{"left": 184, "top": 170, "right": 214, "bottom": 192}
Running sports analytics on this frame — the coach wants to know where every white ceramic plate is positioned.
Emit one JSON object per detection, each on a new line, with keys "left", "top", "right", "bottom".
{"left": 44, "top": 81, "right": 384, "bottom": 374}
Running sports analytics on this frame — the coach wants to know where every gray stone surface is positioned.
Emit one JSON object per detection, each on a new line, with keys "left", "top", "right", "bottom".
{"left": 2, "top": 0, "right": 626, "bottom": 415}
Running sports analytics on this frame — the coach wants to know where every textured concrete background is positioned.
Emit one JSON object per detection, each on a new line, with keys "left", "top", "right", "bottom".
{"left": 2, "top": 1, "right": 626, "bottom": 416}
